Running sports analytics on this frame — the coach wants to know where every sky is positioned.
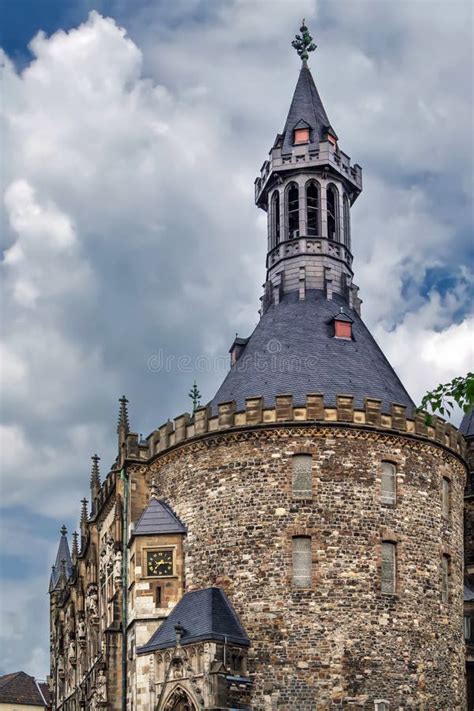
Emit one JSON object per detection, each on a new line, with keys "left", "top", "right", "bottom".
{"left": 0, "top": 0, "right": 473, "bottom": 680}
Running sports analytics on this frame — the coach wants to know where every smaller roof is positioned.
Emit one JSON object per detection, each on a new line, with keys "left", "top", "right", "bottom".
{"left": 460, "top": 408, "right": 474, "bottom": 439}
{"left": 132, "top": 498, "right": 186, "bottom": 538}
{"left": 138, "top": 587, "right": 250, "bottom": 653}
{"left": 0, "top": 671, "right": 50, "bottom": 706}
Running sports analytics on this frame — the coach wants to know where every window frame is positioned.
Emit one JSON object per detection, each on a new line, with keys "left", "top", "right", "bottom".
{"left": 286, "top": 182, "right": 300, "bottom": 240}
{"left": 292, "top": 454, "right": 313, "bottom": 499}
{"left": 270, "top": 190, "right": 280, "bottom": 249}
{"left": 381, "top": 462, "right": 397, "bottom": 506}
{"left": 381, "top": 541, "right": 397, "bottom": 595}
{"left": 343, "top": 193, "right": 351, "bottom": 249}
{"left": 292, "top": 536, "right": 312, "bottom": 589}
{"left": 441, "top": 554, "right": 450, "bottom": 603}
{"left": 326, "top": 183, "right": 340, "bottom": 241}
{"left": 305, "top": 180, "right": 320, "bottom": 237}
{"left": 441, "top": 476, "right": 451, "bottom": 520}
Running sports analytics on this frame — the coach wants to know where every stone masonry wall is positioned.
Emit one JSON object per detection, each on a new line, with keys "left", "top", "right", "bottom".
{"left": 140, "top": 424, "right": 466, "bottom": 710}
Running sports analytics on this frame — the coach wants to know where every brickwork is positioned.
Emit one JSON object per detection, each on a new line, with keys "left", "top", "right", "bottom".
{"left": 139, "top": 421, "right": 466, "bottom": 710}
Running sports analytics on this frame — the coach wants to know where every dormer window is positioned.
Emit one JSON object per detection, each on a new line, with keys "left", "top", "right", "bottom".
{"left": 294, "top": 127, "right": 310, "bottom": 144}
{"left": 331, "top": 310, "right": 354, "bottom": 340}
{"left": 335, "top": 320, "right": 352, "bottom": 339}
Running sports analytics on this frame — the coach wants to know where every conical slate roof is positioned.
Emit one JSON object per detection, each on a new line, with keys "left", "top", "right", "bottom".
{"left": 49, "top": 527, "right": 73, "bottom": 591}
{"left": 281, "top": 64, "right": 335, "bottom": 155}
{"left": 138, "top": 587, "right": 250, "bottom": 653}
{"left": 132, "top": 498, "right": 186, "bottom": 537}
{"left": 210, "top": 291, "right": 414, "bottom": 416}
{"left": 460, "top": 408, "right": 474, "bottom": 438}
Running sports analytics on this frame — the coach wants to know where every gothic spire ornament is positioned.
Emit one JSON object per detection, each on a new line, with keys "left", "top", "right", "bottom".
{"left": 188, "top": 381, "right": 201, "bottom": 412}
{"left": 72, "top": 531, "right": 79, "bottom": 559}
{"left": 90, "top": 453, "right": 101, "bottom": 490}
{"left": 291, "top": 19, "right": 317, "bottom": 65}
{"left": 117, "top": 395, "right": 130, "bottom": 435}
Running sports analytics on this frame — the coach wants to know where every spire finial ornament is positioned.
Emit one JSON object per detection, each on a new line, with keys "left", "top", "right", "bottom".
{"left": 72, "top": 531, "right": 79, "bottom": 558}
{"left": 60, "top": 524, "right": 67, "bottom": 536}
{"left": 188, "top": 381, "right": 201, "bottom": 412}
{"left": 90, "top": 453, "right": 101, "bottom": 491}
{"left": 291, "top": 19, "right": 317, "bottom": 66}
{"left": 117, "top": 395, "right": 130, "bottom": 434}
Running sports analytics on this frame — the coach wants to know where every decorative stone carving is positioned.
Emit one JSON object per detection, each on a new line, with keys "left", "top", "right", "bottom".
{"left": 113, "top": 549, "right": 122, "bottom": 589}
{"left": 77, "top": 616, "right": 86, "bottom": 645}
{"left": 68, "top": 639, "right": 76, "bottom": 666}
{"left": 86, "top": 586, "right": 99, "bottom": 624}
{"left": 95, "top": 668, "right": 107, "bottom": 704}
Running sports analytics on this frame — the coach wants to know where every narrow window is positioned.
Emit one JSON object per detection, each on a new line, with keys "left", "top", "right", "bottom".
{"left": 292, "top": 536, "right": 311, "bottom": 588}
{"left": 442, "top": 477, "right": 451, "bottom": 519}
{"left": 292, "top": 454, "right": 312, "bottom": 498}
{"left": 287, "top": 184, "right": 299, "bottom": 239}
{"left": 464, "top": 615, "right": 472, "bottom": 640}
{"left": 306, "top": 182, "right": 319, "bottom": 236}
{"left": 343, "top": 193, "right": 351, "bottom": 248}
{"left": 381, "top": 542, "right": 396, "bottom": 594}
{"left": 334, "top": 319, "right": 352, "bottom": 339}
{"left": 374, "top": 702, "right": 389, "bottom": 711}
{"left": 441, "top": 555, "right": 450, "bottom": 602}
{"left": 327, "top": 185, "right": 339, "bottom": 241}
{"left": 155, "top": 585, "right": 162, "bottom": 607}
{"left": 381, "top": 462, "right": 396, "bottom": 505}
{"left": 271, "top": 191, "right": 280, "bottom": 249}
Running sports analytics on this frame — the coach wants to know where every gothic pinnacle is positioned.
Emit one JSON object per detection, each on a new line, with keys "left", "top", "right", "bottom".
{"left": 72, "top": 531, "right": 79, "bottom": 558}
{"left": 90, "top": 453, "right": 101, "bottom": 491}
{"left": 291, "top": 19, "right": 317, "bottom": 66}
{"left": 80, "top": 498, "right": 88, "bottom": 524}
{"left": 117, "top": 395, "right": 130, "bottom": 434}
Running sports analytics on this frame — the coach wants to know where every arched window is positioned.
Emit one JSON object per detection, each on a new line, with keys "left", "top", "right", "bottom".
{"left": 343, "top": 193, "right": 350, "bottom": 248}
{"left": 164, "top": 687, "right": 198, "bottom": 711}
{"left": 326, "top": 184, "right": 339, "bottom": 241}
{"left": 287, "top": 183, "right": 299, "bottom": 239}
{"left": 306, "top": 181, "right": 319, "bottom": 236}
{"left": 270, "top": 190, "right": 280, "bottom": 248}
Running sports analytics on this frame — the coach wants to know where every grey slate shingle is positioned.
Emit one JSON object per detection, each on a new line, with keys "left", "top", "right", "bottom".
{"left": 210, "top": 291, "right": 414, "bottom": 416}
{"left": 281, "top": 64, "right": 335, "bottom": 155}
{"left": 138, "top": 587, "right": 250, "bottom": 653}
{"left": 132, "top": 498, "right": 186, "bottom": 537}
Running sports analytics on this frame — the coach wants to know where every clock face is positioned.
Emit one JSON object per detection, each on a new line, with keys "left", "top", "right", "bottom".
{"left": 146, "top": 550, "right": 173, "bottom": 577}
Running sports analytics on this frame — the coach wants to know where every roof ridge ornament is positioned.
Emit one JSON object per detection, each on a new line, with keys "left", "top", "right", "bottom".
{"left": 150, "top": 475, "right": 159, "bottom": 500}
{"left": 291, "top": 19, "right": 317, "bottom": 66}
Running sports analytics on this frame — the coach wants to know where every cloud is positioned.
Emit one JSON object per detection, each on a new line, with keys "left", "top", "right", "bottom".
{"left": 0, "top": 0, "right": 472, "bottom": 676}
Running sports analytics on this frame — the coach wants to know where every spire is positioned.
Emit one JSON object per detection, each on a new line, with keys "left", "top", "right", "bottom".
{"left": 80, "top": 498, "right": 88, "bottom": 550}
{"left": 281, "top": 56, "right": 335, "bottom": 156}
{"left": 90, "top": 454, "right": 101, "bottom": 492}
{"left": 49, "top": 525, "right": 73, "bottom": 592}
{"left": 72, "top": 531, "right": 79, "bottom": 559}
{"left": 117, "top": 395, "right": 130, "bottom": 435}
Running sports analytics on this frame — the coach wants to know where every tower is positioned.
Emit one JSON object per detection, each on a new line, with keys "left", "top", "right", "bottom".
{"left": 48, "top": 21, "right": 468, "bottom": 711}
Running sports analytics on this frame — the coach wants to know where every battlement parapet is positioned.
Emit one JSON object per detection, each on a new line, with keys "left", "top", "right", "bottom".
{"left": 141, "top": 394, "right": 465, "bottom": 460}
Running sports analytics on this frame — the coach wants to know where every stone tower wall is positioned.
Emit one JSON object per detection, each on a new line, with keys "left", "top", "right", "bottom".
{"left": 141, "top": 417, "right": 466, "bottom": 710}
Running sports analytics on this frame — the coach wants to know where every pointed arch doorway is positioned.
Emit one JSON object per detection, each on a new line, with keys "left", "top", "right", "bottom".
{"left": 161, "top": 686, "right": 198, "bottom": 711}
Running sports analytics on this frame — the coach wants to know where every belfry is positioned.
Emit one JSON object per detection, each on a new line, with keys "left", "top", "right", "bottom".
{"left": 48, "top": 22, "right": 468, "bottom": 710}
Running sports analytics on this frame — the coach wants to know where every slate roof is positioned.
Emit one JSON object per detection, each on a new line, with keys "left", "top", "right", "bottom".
{"left": 132, "top": 498, "right": 186, "bottom": 537}
{"left": 210, "top": 291, "right": 414, "bottom": 416}
{"left": 0, "top": 671, "right": 50, "bottom": 706}
{"left": 138, "top": 587, "right": 250, "bottom": 653}
{"left": 49, "top": 529, "right": 73, "bottom": 591}
{"left": 465, "top": 584, "right": 474, "bottom": 602}
{"left": 281, "top": 64, "right": 335, "bottom": 155}
{"left": 460, "top": 408, "right": 474, "bottom": 439}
